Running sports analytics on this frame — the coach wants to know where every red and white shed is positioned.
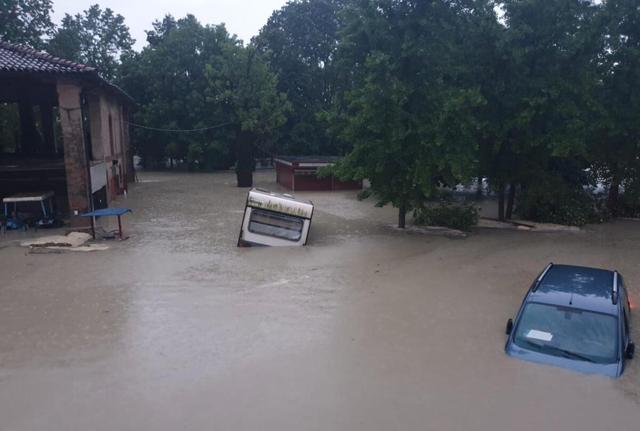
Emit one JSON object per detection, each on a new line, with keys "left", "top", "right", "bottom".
{"left": 274, "top": 156, "right": 363, "bottom": 192}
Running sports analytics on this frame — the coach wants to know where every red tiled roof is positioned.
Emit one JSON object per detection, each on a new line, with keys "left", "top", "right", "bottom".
{"left": 0, "top": 40, "right": 133, "bottom": 103}
{"left": 0, "top": 41, "right": 96, "bottom": 74}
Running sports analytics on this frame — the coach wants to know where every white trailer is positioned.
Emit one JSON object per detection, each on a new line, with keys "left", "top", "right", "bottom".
{"left": 238, "top": 188, "right": 314, "bottom": 247}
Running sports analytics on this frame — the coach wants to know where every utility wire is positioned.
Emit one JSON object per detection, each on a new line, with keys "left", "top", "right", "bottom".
{"left": 125, "top": 120, "right": 278, "bottom": 158}
{"left": 125, "top": 121, "right": 233, "bottom": 133}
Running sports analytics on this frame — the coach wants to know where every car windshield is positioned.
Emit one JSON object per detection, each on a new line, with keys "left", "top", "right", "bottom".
{"left": 514, "top": 302, "right": 618, "bottom": 364}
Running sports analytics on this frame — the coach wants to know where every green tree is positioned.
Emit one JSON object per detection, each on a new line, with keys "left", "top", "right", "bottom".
{"left": 205, "top": 44, "right": 290, "bottom": 187}
{"left": 589, "top": 0, "right": 640, "bottom": 214}
{"left": 47, "top": 4, "right": 134, "bottom": 80}
{"left": 119, "top": 14, "right": 288, "bottom": 184}
{"left": 0, "top": 0, "right": 54, "bottom": 48}
{"left": 254, "top": 0, "right": 346, "bottom": 156}
{"left": 119, "top": 15, "right": 234, "bottom": 169}
{"left": 476, "top": 0, "right": 599, "bottom": 220}
{"left": 328, "top": 0, "right": 482, "bottom": 228}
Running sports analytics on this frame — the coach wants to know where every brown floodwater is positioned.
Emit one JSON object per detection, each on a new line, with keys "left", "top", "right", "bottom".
{"left": 1, "top": 171, "right": 639, "bottom": 430}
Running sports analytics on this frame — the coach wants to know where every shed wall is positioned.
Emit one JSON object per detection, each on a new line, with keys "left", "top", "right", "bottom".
{"left": 275, "top": 160, "right": 362, "bottom": 192}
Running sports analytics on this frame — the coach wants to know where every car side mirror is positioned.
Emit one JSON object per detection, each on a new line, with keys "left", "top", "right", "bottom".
{"left": 626, "top": 342, "right": 635, "bottom": 360}
{"left": 505, "top": 319, "right": 513, "bottom": 335}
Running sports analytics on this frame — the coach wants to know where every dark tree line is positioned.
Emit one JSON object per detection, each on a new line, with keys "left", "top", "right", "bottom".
{"left": 2, "top": 0, "right": 640, "bottom": 224}
{"left": 118, "top": 15, "right": 289, "bottom": 187}
{"left": 324, "top": 0, "right": 640, "bottom": 226}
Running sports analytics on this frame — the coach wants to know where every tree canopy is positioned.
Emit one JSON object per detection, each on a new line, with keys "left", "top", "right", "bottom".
{"left": 472, "top": 0, "right": 601, "bottom": 219}
{"left": 254, "top": 0, "right": 345, "bottom": 156}
{"left": 205, "top": 44, "right": 290, "bottom": 186}
{"left": 47, "top": 4, "right": 134, "bottom": 80}
{"left": 0, "top": 0, "right": 54, "bottom": 48}
{"left": 2, "top": 0, "right": 640, "bottom": 216}
{"left": 326, "top": 0, "right": 484, "bottom": 227}
{"left": 588, "top": 0, "right": 640, "bottom": 213}
{"left": 119, "top": 15, "right": 228, "bottom": 169}
{"left": 119, "top": 14, "right": 288, "bottom": 186}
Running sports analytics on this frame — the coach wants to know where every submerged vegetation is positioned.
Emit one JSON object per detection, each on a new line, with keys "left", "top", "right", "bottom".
{"left": 414, "top": 203, "right": 480, "bottom": 232}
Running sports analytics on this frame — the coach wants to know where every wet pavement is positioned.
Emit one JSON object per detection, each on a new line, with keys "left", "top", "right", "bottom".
{"left": 1, "top": 170, "right": 640, "bottom": 430}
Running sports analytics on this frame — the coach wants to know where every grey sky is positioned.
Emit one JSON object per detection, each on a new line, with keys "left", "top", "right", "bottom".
{"left": 51, "top": 0, "right": 289, "bottom": 49}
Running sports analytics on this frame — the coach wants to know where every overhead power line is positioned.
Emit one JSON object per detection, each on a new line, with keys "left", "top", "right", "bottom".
{"left": 124, "top": 120, "right": 278, "bottom": 158}
{"left": 125, "top": 121, "right": 234, "bottom": 133}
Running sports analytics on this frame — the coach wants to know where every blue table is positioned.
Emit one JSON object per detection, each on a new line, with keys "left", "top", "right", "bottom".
{"left": 81, "top": 208, "right": 132, "bottom": 239}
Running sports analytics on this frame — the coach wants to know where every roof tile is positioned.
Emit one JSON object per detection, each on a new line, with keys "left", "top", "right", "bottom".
{"left": 0, "top": 41, "right": 95, "bottom": 74}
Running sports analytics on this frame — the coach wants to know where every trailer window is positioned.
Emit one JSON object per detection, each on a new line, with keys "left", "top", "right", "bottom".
{"left": 249, "top": 209, "right": 304, "bottom": 241}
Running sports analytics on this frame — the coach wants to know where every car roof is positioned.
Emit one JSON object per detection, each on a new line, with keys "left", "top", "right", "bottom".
{"left": 527, "top": 264, "right": 619, "bottom": 315}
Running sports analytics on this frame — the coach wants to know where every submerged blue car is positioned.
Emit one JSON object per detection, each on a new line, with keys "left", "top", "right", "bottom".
{"left": 505, "top": 264, "right": 635, "bottom": 377}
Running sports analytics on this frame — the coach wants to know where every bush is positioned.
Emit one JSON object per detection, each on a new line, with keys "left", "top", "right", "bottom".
{"left": 619, "top": 198, "right": 640, "bottom": 219}
{"left": 516, "top": 176, "right": 604, "bottom": 226}
{"left": 619, "top": 201, "right": 640, "bottom": 218}
{"left": 413, "top": 202, "right": 479, "bottom": 231}
{"left": 614, "top": 176, "right": 640, "bottom": 218}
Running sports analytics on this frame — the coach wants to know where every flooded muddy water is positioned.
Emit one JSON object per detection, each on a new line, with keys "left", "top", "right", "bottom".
{"left": 1, "top": 171, "right": 639, "bottom": 430}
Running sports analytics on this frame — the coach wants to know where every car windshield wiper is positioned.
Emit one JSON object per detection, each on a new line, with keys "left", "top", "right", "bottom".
{"left": 519, "top": 339, "right": 596, "bottom": 363}
{"left": 542, "top": 345, "right": 596, "bottom": 363}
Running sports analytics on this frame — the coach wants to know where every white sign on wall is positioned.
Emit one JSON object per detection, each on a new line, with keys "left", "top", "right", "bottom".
{"left": 90, "top": 162, "right": 107, "bottom": 193}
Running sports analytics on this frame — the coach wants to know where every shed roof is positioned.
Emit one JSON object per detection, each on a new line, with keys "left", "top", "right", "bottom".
{"left": 275, "top": 156, "right": 342, "bottom": 167}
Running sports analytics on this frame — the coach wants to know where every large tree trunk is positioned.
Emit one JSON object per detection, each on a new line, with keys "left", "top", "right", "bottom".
{"left": 497, "top": 182, "right": 506, "bottom": 221}
{"left": 398, "top": 204, "right": 407, "bottom": 229}
{"left": 608, "top": 175, "right": 621, "bottom": 216}
{"left": 506, "top": 183, "right": 516, "bottom": 220}
{"left": 236, "top": 129, "right": 254, "bottom": 188}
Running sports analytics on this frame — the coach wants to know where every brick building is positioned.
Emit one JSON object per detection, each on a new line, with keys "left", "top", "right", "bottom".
{"left": 0, "top": 41, "right": 133, "bottom": 226}
{"left": 275, "top": 156, "right": 362, "bottom": 192}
